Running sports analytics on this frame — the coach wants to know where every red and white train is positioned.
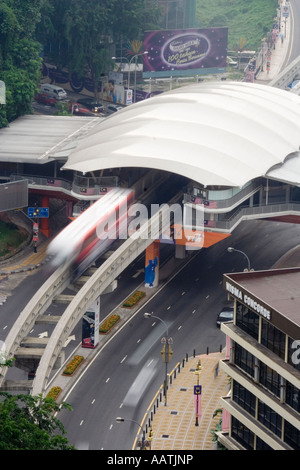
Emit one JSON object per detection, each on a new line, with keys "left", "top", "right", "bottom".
{"left": 47, "top": 188, "right": 135, "bottom": 278}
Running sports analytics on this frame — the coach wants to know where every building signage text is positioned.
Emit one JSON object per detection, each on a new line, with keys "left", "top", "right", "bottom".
{"left": 225, "top": 281, "right": 271, "bottom": 320}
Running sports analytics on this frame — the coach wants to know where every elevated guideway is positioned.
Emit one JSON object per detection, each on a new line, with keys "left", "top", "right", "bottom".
{"left": 0, "top": 198, "right": 178, "bottom": 396}
{"left": 269, "top": 54, "right": 300, "bottom": 90}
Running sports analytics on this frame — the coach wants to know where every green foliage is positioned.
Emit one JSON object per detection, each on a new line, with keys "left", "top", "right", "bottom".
{"left": 0, "top": 392, "right": 74, "bottom": 450}
{"left": 0, "top": 220, "right": 28, "bottom": 257}
{"left": 0, "top": 0, "right": 43, "bottom": 127}
{"left": 196, "top": 0, "right": 279, "bottom": 50}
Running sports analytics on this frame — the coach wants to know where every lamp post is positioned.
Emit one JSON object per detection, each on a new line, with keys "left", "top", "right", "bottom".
{"left": 129, "top": 51, "right": 148, "bottom": 103}
{"left": 111, "top": 56, "right": 130, "bottom": 87}
{"left": 112, "top": 51, "right": 148, "bottom": 103}
{"left": 194, "top": 359, "right": 202, "bottom": 426}
{"left": 144, "top": 312, "right": 172, "bottom": 406}
{"left": 227, "top": 246, "right": 251, "bottom": 271}
{"left": 115, "top": 417, "right": 146, "bottom": 450}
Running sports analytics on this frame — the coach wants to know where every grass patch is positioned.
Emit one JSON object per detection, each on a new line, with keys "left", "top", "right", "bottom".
{"left": 0, "top": 220, "right": 28, "bottom": 257}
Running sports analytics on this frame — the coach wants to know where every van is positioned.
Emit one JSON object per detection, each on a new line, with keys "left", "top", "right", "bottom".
{"left": 39, "top": 84, "right": 67, "bottom": 101}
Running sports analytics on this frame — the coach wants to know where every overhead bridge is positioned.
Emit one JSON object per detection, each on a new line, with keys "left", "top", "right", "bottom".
{"left": 0, "top": 202, "right": 174, "bottom": 396}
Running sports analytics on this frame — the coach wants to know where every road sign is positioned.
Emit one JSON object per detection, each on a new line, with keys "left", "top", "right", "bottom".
{"left": 28, "top": 207, "right": 49, "bottom": 218}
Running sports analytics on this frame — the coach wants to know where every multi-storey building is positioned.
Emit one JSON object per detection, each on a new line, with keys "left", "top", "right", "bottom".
{"left": 218, "top": 267, "right": 300, "bottom": 450}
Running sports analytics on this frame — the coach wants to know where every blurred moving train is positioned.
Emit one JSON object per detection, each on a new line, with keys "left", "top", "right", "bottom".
{"left": 47, "top": 188, "right": 135, "bottom": 278}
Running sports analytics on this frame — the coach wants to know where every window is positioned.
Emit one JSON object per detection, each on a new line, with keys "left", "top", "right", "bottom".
{"left": 286, "top": 381, "right": 300, "bottom": 413}
{"left": 232, "top": 381, "right": 256, "bottom": 417}
{"left": 284, "top": 421, "right": 300, "bottom": 450}
{"left": 234, "top": 343, "right": 255, "bottom": 377}
{"left": 236, "top": 302, "right": 259, "bottom": 340}
{"left": 261, "top": 319, "right": 285, "bottom": 359}
{"left": 256, "top": 437, "right": 272, "bottom": 450}
{"left": 231, "top": 417, "right": 254, "bottom": 450}
{"left": 258, "top": 401, "right": 282, "bottom": 438}
{"left": 259, "top": 362, "right": 281, "bottom": 398}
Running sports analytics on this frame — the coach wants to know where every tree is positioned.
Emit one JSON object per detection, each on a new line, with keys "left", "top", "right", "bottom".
{"left": 0, "top": 392, "right": 75, "bottom": 450}
{"left": 39, "top": 0, "right": 162, "bottom": 99}
{"left": 0, "top": 0, "right": 45, "bottom": 127}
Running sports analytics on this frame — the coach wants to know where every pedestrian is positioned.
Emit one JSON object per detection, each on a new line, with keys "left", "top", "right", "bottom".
{"left": 280, "top": 32, "right": 284, "bottom": 44}
{"left": 214, "top": 362, "right": 219, "bottom": 378}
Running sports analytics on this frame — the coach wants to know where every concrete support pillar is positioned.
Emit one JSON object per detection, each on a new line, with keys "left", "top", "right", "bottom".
{"left": 66, "top": 200, "right": 73, "bottom": 218}
{"left": 39, "top": 196, "right": 51, "bottom": 237}
{"left": 175, "top": 244, "right": 186, "bottom": 259}
{"left": 145, "top": 240, "right": 160, "bottom": 287}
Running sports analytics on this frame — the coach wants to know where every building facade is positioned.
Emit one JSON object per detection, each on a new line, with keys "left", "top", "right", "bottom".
{"left": 218, "top": 267, "right": 300, "bottom": 450}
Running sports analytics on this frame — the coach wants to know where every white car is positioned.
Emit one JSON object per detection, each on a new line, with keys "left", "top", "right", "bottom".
{"left": 107, "top": 104, "right": 123, "bottom": 113}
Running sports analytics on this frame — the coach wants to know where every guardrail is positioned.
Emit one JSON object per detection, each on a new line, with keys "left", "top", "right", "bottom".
{"left": 214, "top": 202, "right": 300, "bottom": 232}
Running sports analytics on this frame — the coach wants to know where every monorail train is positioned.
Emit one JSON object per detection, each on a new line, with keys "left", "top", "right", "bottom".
{"left": 47, "top": 188, "right": 135, "bottom": 278}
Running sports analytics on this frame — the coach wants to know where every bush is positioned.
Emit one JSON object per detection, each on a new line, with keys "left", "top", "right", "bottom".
{"left": 99, "top": 314, "right": 120, "bottom": 334}
{"left": 46, "top": 386, "right": 62, "bottom": 401}
{"left": 62, "top": 355, "right": 84, "bottom": 376}
{"left": 122, "top": 291, "right": 145, "bottom": 308}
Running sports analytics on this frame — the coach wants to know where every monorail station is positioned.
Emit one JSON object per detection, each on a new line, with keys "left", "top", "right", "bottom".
{"left": 219, "top": 267, "right": 300, "bottom": 450}
{"left": 3, "top": 81, "right": 300, "bottom": 400}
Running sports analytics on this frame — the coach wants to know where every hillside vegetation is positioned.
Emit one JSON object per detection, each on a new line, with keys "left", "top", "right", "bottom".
{"left": 196, "top": 0, "right": 279, "bottom": 51}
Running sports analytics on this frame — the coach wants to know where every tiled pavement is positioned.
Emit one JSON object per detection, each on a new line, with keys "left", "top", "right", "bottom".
{"left": 0, "top": 238, "right": 50, "bottom": 275}
{"left": 148, "top": 352, "right": 229, "bottom": 450}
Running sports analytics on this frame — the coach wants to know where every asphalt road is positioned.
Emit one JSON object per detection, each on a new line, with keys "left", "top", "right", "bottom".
{"left": 57, "top": 217, "right": 300, "bottom": 450}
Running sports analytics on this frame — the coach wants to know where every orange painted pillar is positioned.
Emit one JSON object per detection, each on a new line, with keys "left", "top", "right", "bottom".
{"left": 39, "top": 196, "right": 51, "bottom": 237}
{"left": 145, "top": 240, "right": 160, "bottom": 288}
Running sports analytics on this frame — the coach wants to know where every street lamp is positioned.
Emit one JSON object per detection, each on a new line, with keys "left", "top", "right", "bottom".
{"left": 227, "top": 246, "right": 251, "bottom": 271}
{"left": 111, "top": 56, "right": 130, "bottom": 87}
{"left": 129, "top": 51, "right": 148, "bottom": 103}
{"left": 144, "top": 312, "right": 172, "bottom": 406}
{"left": 194, "top": 360, "right": 202, "bottom": 426}
{"left": 115, "top": 417, "right": 146, "bottom": 450}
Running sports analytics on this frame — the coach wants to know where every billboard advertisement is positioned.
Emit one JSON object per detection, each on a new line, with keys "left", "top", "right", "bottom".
{"left": 143, "top": 27, "right": 228, "bottom": 78}
{"left": 82, "top": 298, "right": 100, "bottom": 349}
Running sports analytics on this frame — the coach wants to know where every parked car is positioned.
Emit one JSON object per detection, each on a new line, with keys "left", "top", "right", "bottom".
{"left": 34, "top": 93, "right": 57, "bottom": 106}
{"left": 77, "top": 98, "right": 104, "bottom": 113}
{"left": 227, "top": 56, "right": 238, "bottom": 68}
{"left": 107, "top": 104, "right": 123, "bottom": 113}
{"left": 39, "top": 83, "right": 67, "bottom": 100}
{"left": 69, "top": 102, "right": 97, "bottom": 116}
{"left": 216, "top": 305, "right": 234, "bottom": 328}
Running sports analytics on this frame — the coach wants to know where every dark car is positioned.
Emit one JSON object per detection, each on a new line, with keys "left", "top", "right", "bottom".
{"left": 216, "top": 305, "right": 234, "bottom": 328}
{"left": 77, "top": 98, "right": 104, "bottom": 113}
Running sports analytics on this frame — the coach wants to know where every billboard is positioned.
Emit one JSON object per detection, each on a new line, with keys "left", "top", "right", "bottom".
{"left": 143, "top": 27, "right": 228, "bottom": 78}
{"left": 82, "top": 298, "right": 100, "bottom": 349}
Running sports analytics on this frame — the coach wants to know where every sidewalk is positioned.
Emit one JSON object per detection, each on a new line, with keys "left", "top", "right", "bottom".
{"left": 147, "top": 352, "right": 229, "bottom": 451}
{"left": 256, "top": 13, "right": 290, "bottom": 83}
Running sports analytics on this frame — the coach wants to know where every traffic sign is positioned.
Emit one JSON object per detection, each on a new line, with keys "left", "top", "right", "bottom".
{"left": 27, "top": 207, "right": 49, "bottom": 218}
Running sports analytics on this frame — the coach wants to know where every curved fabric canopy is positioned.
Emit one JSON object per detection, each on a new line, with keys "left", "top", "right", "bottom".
{"left": 63, "top": 81, "right": 300, "bottom": 187}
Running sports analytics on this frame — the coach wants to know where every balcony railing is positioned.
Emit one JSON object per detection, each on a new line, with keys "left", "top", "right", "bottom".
{"left": 10, "top": 173, "right": 119, "bottom": 197}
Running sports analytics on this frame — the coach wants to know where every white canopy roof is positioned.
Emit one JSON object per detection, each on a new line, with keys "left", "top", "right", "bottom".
{"left": 63, "top": 81, "right": 300, "bottom": 187}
